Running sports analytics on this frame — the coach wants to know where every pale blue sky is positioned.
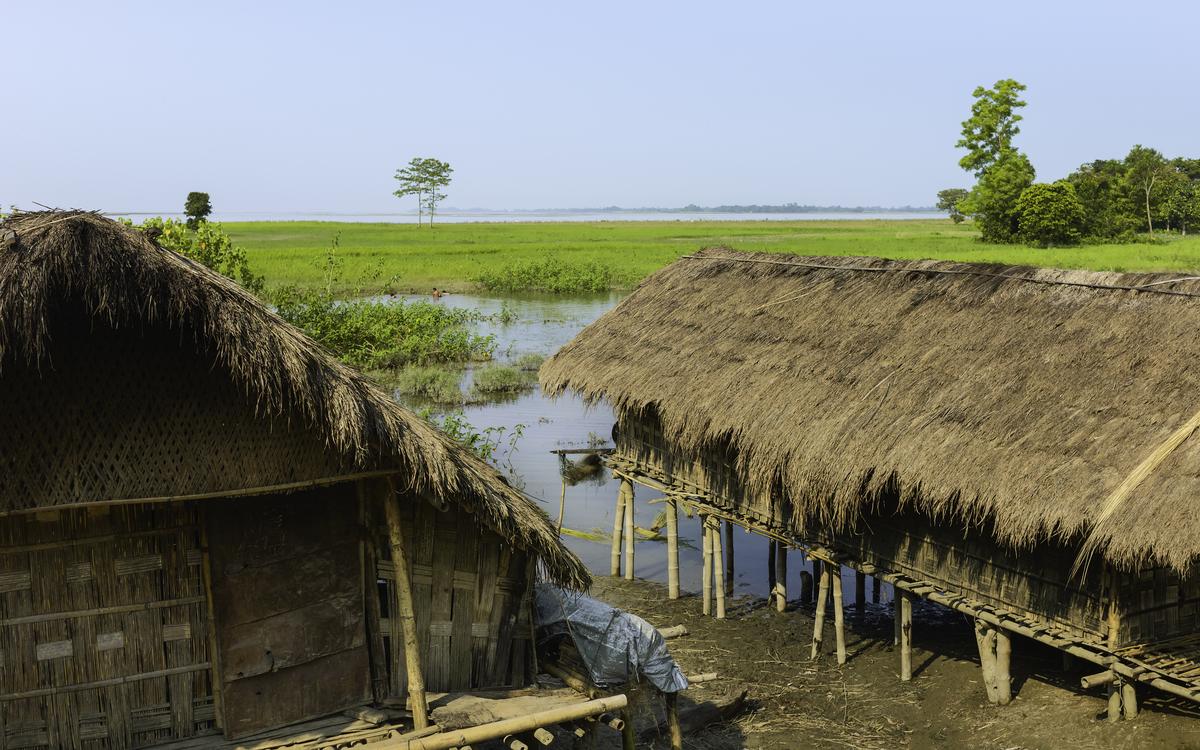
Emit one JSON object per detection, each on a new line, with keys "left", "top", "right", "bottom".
{"left": 3, "top": 1, "right": 1196, "bottom": 212}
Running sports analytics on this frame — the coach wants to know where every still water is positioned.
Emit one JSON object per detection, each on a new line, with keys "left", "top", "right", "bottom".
{"left": 388, "top": 291, "right": 880, "bottom": 602}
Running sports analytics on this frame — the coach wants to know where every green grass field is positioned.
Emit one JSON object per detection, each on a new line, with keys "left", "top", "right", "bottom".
{"left": 225, "top": 219, "right": 1200, "bottom": 294}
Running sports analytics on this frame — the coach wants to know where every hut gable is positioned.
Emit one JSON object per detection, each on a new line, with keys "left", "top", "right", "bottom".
{"left": 541, "top": 247, "right": 1200, "bottom": 574}
{"left": 0, "top": 211, "right": 588, "bottom": 589}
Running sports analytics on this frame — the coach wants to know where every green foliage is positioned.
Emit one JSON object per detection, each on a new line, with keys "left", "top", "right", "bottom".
{"left": 1125, "top": 145, "right": 1170, "bottom": 235}
{"left": 936, "top": 188, "right": 969, "bottom": 223}
{"left": 390, "top": 366, "right": 463, "bottom": 404}
{"left": 423, "top": 409, "right": 526, "bottom": 466}
{"left": 129, "top": 217, "right": 264, "bottom": 294}
{"left": 394, "top": 157, "right": 454, "bottom": 226}
{"left": 272, "top": 236, "right": 494, "bottom": 369}
{"left": 513, "top": 353, "right": 545, "bottom": 371}
{"left": 471, "top": 365, "right": 535, "bottom": 396}
{"left": 959, "top": 152, "right": 1035, "bottom": 243}
{"left": 475, "top": 255, "right": 625, "bottom": 293}
{"left": 184, "top": 192, "right": 212, "bottom": 230}
{"left": 1015, "top": 182, "right": 1085, "bottom": 246}
{"left": 956, "top": 79, "right": 1027, "bottom": 177}
{"left": 1066, "top": 160, "right": 1140, "bottom": 241}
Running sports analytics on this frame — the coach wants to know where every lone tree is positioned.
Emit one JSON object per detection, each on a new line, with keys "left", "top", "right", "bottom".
{"left": 1125, "top": 145, "right": 1169, "bottom": 235}
{"left": 955, "top": 79, "right": 1034, "bottom": 242}
{"left": 936, "top": 188, "right": 969, "bottom": 223}
{"left": 184, "top": 192, "right": 212, "bottom": 230}
{"left": 393, "top": 157, "right": 454, "bottom": 226}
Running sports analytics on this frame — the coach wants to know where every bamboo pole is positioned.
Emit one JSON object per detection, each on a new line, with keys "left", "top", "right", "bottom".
{"left": 893, "top": 587, "right": 901, "bottom": 646}
{"left": 396, "top": 695, "right": 629, "bottom": 750}
{"left": 621, "top": 708, "right": 636, "bottom": 750}
{"left": 811, "top": 563, "right": 829, "bottom": 659}
{"left": 712, "top": 521, "right": 726, "bottom": 620}
{"left": 994, "top": 628, "right": 1012, "bottom": 706}
{"left": 767, "top": 540, "right": 777, "bottom": 600}
{"left": 723, "top": 520, "right": 735, "bottom": 597}
{"left": 701, "top": 515, "right": 712, "bottom": 617}
{"left": 610, "top": 485, "right": 625, "bottom": 577}
{"left": 773, "top": 544, "right": 788, "bottom": 613}
{"left": 556, "top": 477, "right": 567, "bottom": 535}
{"left": 383, "top": 479, "right": 429, "bottom": 730}
{"left": 1108, "top": 674, "right": 1122, "bottom": 723}
{"left": 899, "top": 591, "right": 913, "bottom": 682}
{"left": 832, "top": 564, "right": 847, "bottom": 665}
{"left": 666, "top": 498, "right": 680, "bottom": 600}
{"left": 855, "top": 571, "right": 866, "bottom": 619}
{"left": 1122, "top": 681, "right": 1138, "bottom": 720}
{"left": 622, "top": 479, "right": 635, "bottom": 581}
{"left": 665, "top": 692, "right": 683, "bottom": 750}
{"left": 198, "top": 519, "right": 224, "bottom": 731}
{"left": 974, "top": 620, "right": 999, "bottom": 704}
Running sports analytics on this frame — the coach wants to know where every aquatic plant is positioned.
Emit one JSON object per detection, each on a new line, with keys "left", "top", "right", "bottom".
{"left": 475, "top": 255, "right": 625, "bottom": 293}
{"left": 471, "top": 365, "right": 535, "bottom": 395}
{"left": 390, "top": 366, "right": 463, "bottom": 404}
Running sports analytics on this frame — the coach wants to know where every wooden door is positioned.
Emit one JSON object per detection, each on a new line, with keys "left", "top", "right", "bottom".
{"left": 205, "top": 486, "right": 369, "bottom": 739}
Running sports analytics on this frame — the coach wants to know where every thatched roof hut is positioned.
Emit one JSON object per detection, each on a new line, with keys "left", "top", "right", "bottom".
{"left": 542, "top": 246, "right": 1200, "bottom": 575}
{"left": 0, "top": 210, "right": 586, "bottom": 588}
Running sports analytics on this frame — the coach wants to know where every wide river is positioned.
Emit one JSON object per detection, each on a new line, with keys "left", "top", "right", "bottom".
{"left": 111, "top": 210, "right": 939, "bottom": 224}
{"left": 389, "top": 291, "right": 883, "bottom": 601}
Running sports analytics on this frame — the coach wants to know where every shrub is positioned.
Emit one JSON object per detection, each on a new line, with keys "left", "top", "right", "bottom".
{"left": 959, "top": 152, "right": 1036, "bottom": 243}
{"left": 513, "top": 353, "right": 545, "bottom": 371}
{"left": 471, "top": 365, "right": 534, "bottom": 395}
{"left": 127, "top": 217, "right": 264, "bottom": 293}
{"left": 1016, "top": 181, "right": 1085, "bottom": 246}
{"left": 475, "top": 255, "right": 624, "bottom": 293}
{"left": 391, "top": 367, "right": 463, "bottom": 404}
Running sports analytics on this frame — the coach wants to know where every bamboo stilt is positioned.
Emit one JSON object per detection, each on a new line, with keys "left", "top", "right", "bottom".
{"left": 1121, "top": 681, "right": 1138, "bottom": 720}
{"left": 556, "top": 477, "right": 567, "bottom": 535}
{"left": 872, "top": 576, "right": 881, "bottom": 604}
{"left": 723, "top": 520, "right": 735, "bottom": 597}
{"left": 854, "top": 570, "right": 866, "bottom": 619}
{"left": 666, "top": 498, "right": 680, "bottom": 600}
{"left": 832, "top": 565, "right": 847, "bottom": 665}
{"left": 974, "top": 620, "right": 999, "bottom": 704}
{"left": 767, "top": 540, "right": 777, "bottom": 599}
{"left": 1108, "top": 676, "right": 1122, "bottom": 723}
{"left": 665, "top": 692, "right": 683, "bottom": 750}
{"left": 773, "top": 544, "right": 788, "bottom": 612}
{"left": 712, "top": 521, "right": 726, "bottom": 619}
{"left": 893, "top": 586, "right": 901, "bottom": 646}
{"left": 811, "top": 563, "right": 829, "bottom": 659}
{"left": 993, "top": 628, "right": 1012, "bottom": 706}
{"left": 610, "top": 486, "right": 624, "bottom": 577}
{"left": 899, "top": 591, "right": 913, "bottom": 682}
{"left": 799, "top": 570, "right": 813, "bottom": 603}
{"left": 622, "top": 479, "right": 635, "bottom": 580}
{"left": 701, "top": 516, "right": 712, "bottom": 617}
{"left": 383, "top": 479, "right": 429, "bottom": 729}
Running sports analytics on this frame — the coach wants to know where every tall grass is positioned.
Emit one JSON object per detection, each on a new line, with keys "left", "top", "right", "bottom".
{"left": 475, "top": 255, "right": 626, "bottom": 293}
{"left": 389, "top": 367, "right": 463, "bottom": 404}
{"left": 471, "top": 365, "right": 536, "bottom": 396}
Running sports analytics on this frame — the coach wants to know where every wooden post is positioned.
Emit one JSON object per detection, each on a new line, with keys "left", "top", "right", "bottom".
{"left": 893, "top": 587, "right": 901, "bottom": 646}
{"left": 610, "top": 485, "right": 624, "bottom": 577}
{"left": 872, "top": 576, "right": 881, "bottom": 604}
{"left": 712, "top": 521, "right": 726, "bottom": 619}
{"left": 899, "top": 591, "right": 913, "bottom": 682}
{"left": 811, "top": 563, "right": 829, "bottom": 659}
{"left": 198, "top": 520, "right": 224, "bottom": 731}
{"left": 1107, "top": 674, "right": 1122, "bottom": 723}
{"left": 993, "top": 628, "right": 1012, "bottom": 706}
{"left": 832, "top": 564, "right": 847, "bottom": 665}
{"left": 1121, "top": 680, "right": 1138, "bottom": 720}
{"left": 767, "top": 540, "right": 777, "bottom": 600}
{"left": 556, "top": 477, "right": 567, "bottom": 535}
{"left": 622, "top": 479, "right": 635, "bottom": 581}
{"left": 723, "top": 521, "right": 735, "bottom": 598}
{"left": 799, "top": 570, "right": 813, "bottom": 603}
{"left": 666, "top": 498, "right": 680, "bottom": 600}
{"left": 665, "top": 692, "right": 683, "bottom": 750}
{"left": 359, "top": 485, "right": 390, "bottom": 704}
{"left": 773, "top": 545, "right": 788, "bottom": 612}
{"left": 854, "top": 571, "right": 866, "bottom": 619}
{"left": 701, "top": 515, "right": 712, "bottom": 617}
{"left": 383, "top": 479, "right": 429, "bottom": 729}
{"left": 974, "top": 620, "right": 999, "bottom": 704}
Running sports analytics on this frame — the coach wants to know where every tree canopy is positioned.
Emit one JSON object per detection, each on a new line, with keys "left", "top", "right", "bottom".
{"left": 394, "top": 157, "right": 454, "bottom": 226}
{"left": 184, "top": 191, "right": 212, "bottom": 230}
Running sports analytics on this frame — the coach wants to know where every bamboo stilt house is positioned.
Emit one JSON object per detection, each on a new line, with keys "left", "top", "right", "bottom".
{"left": 541, "top": 246, "right": 1200, "bottom": 712}
{"left": 0, "top": 212, "right": 589, "bottom": 749}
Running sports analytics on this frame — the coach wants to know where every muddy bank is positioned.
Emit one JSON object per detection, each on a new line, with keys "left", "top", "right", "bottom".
{"left": 584, "top": 577, "right": 1200, "bottom": 750}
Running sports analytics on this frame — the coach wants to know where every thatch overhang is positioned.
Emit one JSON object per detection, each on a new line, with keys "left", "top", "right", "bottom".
{"left": 0, "top": 211, "right": 589, "bottom": 589}
{"left": 541, "top": 246, "right": 1200, "bottom": 575}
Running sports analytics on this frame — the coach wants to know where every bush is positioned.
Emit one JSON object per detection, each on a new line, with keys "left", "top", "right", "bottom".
{"left": 475, "top": 255, "right": 624, "bottom": 293}
{"left": 513, "top": 353, "right": 545, "bottom": 371}
{"left": 1016, "top": 181, "right": 1085, "bottom": 246}
{"left": 391, "top": 367, "right": 463, "bottom": 404}
{"left": 959, "top": 152, "right": 1036, "bottom": 243}
{"left": 127, "top": 217, "right": 264, "bottom": 293}
{"left": 471, "top": 365, "right": 535, "bottom": 395}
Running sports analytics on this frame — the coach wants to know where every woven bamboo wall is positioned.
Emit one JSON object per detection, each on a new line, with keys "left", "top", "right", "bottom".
{"left": 0, "top": 316, "right": 356, "bottom": 514}
{"left": 368, "top": 486, "right": 533, "bottom": 695}
{"left": 1118, "top": 565, "right": 1200, "bottom": 645}
{"left": 0, "top": 504, "right": 214, "bottom": 750}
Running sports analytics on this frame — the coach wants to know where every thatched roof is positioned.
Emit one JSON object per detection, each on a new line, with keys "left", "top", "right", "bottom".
{"left": 0, "top": 211, "right": 588, "bottom": 589}
{"left": 542, "top": 247, "right": 1200, "bottom": 574}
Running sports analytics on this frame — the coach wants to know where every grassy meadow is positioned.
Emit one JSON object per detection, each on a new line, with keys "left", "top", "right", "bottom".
{"left": 225, "top": 218, "right": 1200, "bottom": 295}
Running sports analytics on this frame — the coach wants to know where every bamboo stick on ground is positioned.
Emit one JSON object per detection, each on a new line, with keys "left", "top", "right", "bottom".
{"left": 701, "top": 516, "right": 712, "bottom": 617}
{"left": 832, "top": 564, "right": 847, "bottom": 665}
{"left": 811, "top": 563, "right": 829, "bottom": 659}
{"left": 397, "top": 695, "right": 629, "bottom": 750}
{"left": 384, "top": 479, "right": 429, "bottom": 730}
{"left": 712, "top": 521, "right": 726, "bottom": 620}
{"left": 723, "top": 521, "right": 735, "bottom": 597}
{"left": 622, "top": 479, "right": 635, "bottom": 580}
{"left": 666, "top": 498, "right": 680, "bottom": 599}
{"left": 610, "top": 487, "right": 624, "bottom": 577}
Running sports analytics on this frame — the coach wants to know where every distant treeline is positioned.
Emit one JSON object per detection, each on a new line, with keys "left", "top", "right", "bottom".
{"left": 549, "top": 203, "right": 935, "bottom": 214}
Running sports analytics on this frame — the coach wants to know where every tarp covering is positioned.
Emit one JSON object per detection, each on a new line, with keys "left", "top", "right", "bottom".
{"left": 534, "top": 583, "right": 689, "bottom": 693}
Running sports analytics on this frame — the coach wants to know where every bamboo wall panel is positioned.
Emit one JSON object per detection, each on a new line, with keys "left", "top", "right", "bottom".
{"left": 0, "top": 504, "right": 215, "bottom": 750}
{"left": 205, "top": 487, "right": 369, "bottom": 740}
{"left": 369, "top": 488, "right": 531, "bottom": 695}
{"left": 0, "top": 318, "right": 357, "bottom": 515}
{"left": 1118, "top": 565, "right": 1200, "bottom": 645}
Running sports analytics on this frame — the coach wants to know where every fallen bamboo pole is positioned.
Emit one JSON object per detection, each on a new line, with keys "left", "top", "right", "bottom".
{"left": 832, "top": 564, "right": 847, "bottom": 665}
{"left": 666, "top": 498, "right": 680, "bottom": 599}
{"left": 774, "top": 544, "right": 788, "bottom": 612}
{"left": 384, "top": 478, "right": 429, "bottom": 730}
{"left": 712, "top": 520, "right": 726, "bottom": 619}
{"left": 724, "top": 520, "right": 735, "bottom": 598}
{"left": 395, "top": 695, "right": 629, "bottom": 750}
{"left": 811, "top": 563, "right": 829, "bottom": 659}
{"left": 622, "top": 479, "right": 635, "bottom": 580}
{"left": 701, "top": 515, "right": 713, "bottom": 616}
{"left": 658, "top": 625, "right": 689, "bottom": 639}
{"left": 610, "top": 485, "right": 625, "bottom": 577}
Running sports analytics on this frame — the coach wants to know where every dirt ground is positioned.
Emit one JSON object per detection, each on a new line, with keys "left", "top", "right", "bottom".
{"left": 582, "top": 577, "right": 1200, "bottom": 750}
